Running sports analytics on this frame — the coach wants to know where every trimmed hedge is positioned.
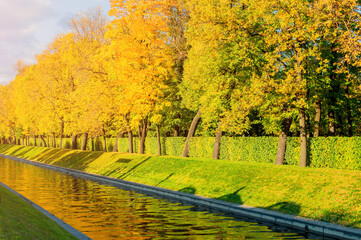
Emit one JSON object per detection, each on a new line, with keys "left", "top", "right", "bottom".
{"left": 309, "top": 137, "right": 361, "bottom": 170}
{"left": 24, "top": 135, "right": 361, "bottom": 170}
{"left": 188, "top": 137, "right": 214, "bottom": 158}
{"left": 220, "top": 137, "right": 279, "bottom": 163}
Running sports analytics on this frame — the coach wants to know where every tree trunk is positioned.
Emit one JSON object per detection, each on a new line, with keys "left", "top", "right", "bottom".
{"left": 181, "top": 109, "right": 201, "bottom": 157}
{"left": 33, "top": 133, "right": 37, "bottom": 146}
{"left": 12, "top": 130, "right": 16, "bottom": 144}
{"left": 174, "top": 125, "right": 179, "bottom": 137}
{"left": 212, "top": 126, "right": 222, "bottom": 160}
{"left": 81, "top": 133, "right": 88, "bottom": 151}
{"left": 47, "top": 136, "right": 50, "bottom": 147}
{"left": 275, "top": 118, "right": 292, "bottom": 165}
{"left": 52, "top": 133, "right": 56, "bottom": 148}
{"left": 103, "top": 135, "right": 107, "bottom": 152}
{"left": 21, "top": 137, "right": 24, "bottom": 146}
{"left": 346, "top": 85, "right": 353, "bottom": 136}
{"left": 39, "top": 135, "right": 47, "bottom": 147}
{"left": 71, "top": 133, "right": 78, "bottom": 150}
{"left": 91, "top": 138, "right": 94, "bottom": 151}
{"left": 347, "top": 106, "right": 353, "bottom": 136}
{"left": 336, "top": 113, "right": 343, "bottom": 136}
{"left": 113, "top": 132, "right": 123, "bottom": 152}
{"left": 139, "top": 117, "right": 148, "bottom": 154}
{"left": 59, "top": 121, "right": 64, "bottom": 149}
{"left": 156, "top": 124, "right": 161, "bottom": 156}
{"left": 314, "top": 100, "right": 321, "bottom": 137}
{"left": 299, "top": 108, "right": 307, "bottom": 167}
{"left": 128, "top": 131, "right": 134, "bottom": 153}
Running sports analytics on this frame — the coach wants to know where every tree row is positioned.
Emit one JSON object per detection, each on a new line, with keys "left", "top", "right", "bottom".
{"left": 1, "top": 0, "right": 361, "bottom": 166}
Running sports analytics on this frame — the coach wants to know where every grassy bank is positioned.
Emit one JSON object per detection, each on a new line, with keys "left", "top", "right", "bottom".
{"left": 0, "top": 183, "right": 77, "bottom": 239}
{"left": 0, "top": 144, "right": 360, "bottom": 229}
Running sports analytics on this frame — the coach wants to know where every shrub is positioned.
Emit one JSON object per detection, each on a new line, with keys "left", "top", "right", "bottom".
{"left": 188, "top": 137, "right": 214, "bottom": 158}
{"left": 310, "top": 137, "right": 361, "bottom": 170}
{"left": 118, "top": 138, "right": 129, "bottom": 153}
{"left": 220, "top": 137, "right": 278, "bottom": 163}
{"left": 145, "top": 137, "right": 158, "bottom": 155}
{"left": 284, "top": 137, "right": 300, "bottom": 166}
{"left": 39, "top": 136, "right": 361, "bottom": 170}
{"left": 163, "top": 137, "right": 185, "bottom": 156}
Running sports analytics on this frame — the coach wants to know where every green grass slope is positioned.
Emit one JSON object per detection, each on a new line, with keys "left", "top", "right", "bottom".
{"left": 0, "top": 144, "right": 360, "bottom": 229}
{"left": 0, "top": 183, "right": 77, "bottom": 240}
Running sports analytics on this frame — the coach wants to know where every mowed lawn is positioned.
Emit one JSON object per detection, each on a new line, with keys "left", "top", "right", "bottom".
{"left": 0, "top": 144, "right": 361, "bottom": 228}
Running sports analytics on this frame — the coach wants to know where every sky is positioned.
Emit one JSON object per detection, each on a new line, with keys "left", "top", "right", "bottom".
{"left": 0, "top": 0, "right": 111, "bottom": 85}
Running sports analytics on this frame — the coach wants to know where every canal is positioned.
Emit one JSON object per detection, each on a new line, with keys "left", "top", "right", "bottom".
{"left": 0, "top": 157, "right": 329, "bottom": 239}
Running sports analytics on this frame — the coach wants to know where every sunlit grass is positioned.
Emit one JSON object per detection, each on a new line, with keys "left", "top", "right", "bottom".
{"left": 0, "top": 183, "right": 77, "bottom": 239}
{"left": 1, "top": 144, "right": 361, "bottom": 228}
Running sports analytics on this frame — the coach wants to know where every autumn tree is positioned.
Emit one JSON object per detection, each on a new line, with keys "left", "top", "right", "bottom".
{"left": 0, "top": 83, "right": 18, "bottom": 144}
{"left": 181, "top": 0, "right": 267, "bottom": 158}
{"left": 67, "top": 7, "right": 112, "bottom": 150}
{"left": 107, "top": 0, "right": 175, "bottom": 154}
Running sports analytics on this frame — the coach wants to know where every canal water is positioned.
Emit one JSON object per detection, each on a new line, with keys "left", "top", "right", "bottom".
{"left": 0, "top": 157, "right": 327, "bottom": 239}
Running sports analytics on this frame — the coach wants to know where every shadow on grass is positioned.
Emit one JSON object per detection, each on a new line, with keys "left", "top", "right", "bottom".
{"left": 35, "top": 149, "right": 70, "bottom": 163}
{"left": 216, "top": 187, "right": 244, "bottom": 204}
{"left": 317, "top": 208, "right": 357, "bottom": 227}
{"left": 102, "top": 158, "right": 135, "bottom": 177}
{"left": 119, "top": 156, "right": 151, "bottom": 179}
{"left": 266, "top": 201, "right": 301, "bottom": 215}
{"left": 52, "top": 151, "right": 104, "bottom": 170}
{"left": 155, "top": 173, "right": 175, "bottom": 187}
{"left": 4, "top": 146, "right": 32, "bottom": 156}
{"left": 179, "top": 186, "right": 196, "bottom": 194}
{"left": 0, "top": 145, "right": 50, "bottom": 161}
{"left": 0, "top": 144, "right": 14, "bottom": 153}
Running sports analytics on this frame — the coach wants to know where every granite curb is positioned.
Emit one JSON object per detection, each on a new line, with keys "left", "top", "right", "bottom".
{"left": 1, "top": 153, "right": 361, "bottom": 240}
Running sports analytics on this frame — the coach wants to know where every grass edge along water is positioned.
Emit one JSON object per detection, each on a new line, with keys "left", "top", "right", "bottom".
{"left": 0, "top": 143, "right": 360, "bottom": 229}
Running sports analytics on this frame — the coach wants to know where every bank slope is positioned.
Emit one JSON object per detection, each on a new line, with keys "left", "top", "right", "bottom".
{"left": 0, "top": 144, "right": 359, "bottom": 229}
{"left": 0, "top": 182, "right": 78, "bottom": 240}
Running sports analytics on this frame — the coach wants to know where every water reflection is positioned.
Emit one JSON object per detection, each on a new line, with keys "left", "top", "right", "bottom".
{"left": 0, "top": 157, "right": 317, "bottom": 239}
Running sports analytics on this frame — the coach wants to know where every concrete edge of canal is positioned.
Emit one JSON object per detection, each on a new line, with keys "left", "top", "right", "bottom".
{"left": 0, "top": 181, "right": 91, "bottom": 240}
{"left": 2, "top": 153, "right": 361, "bottom": 240}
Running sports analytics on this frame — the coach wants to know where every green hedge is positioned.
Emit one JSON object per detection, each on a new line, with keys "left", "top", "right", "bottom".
{"left": 188, "top": 137, "right": 214, "bottom": 158}
{"left": 309, "top": 137, "right": 361, "bottom": 170}
{"left": 163, "top": 137, "right": 186, "bottom": 156}
{"left": 284, "top": 137, "right": 300, "bottom": 166}
{"left": 23, "top": 135, "right": 361, "bottom": 170}
{"left": 219, "top": 137, "right": 279, "bottom": 163}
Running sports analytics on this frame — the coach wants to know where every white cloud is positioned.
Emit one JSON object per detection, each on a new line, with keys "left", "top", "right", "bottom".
{"left": 0, "top": 0, "right": 53, "bottom": 29}
{"left": 0, "top": 0, "right": 110, "bottom": 85}
{"left": 0, "top": 0, "right": 55, "bottom": 84}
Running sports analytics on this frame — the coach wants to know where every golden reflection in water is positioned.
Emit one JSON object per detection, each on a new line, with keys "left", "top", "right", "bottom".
{"left": 0, "top": 158, "right": 307, "bottom": 240}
